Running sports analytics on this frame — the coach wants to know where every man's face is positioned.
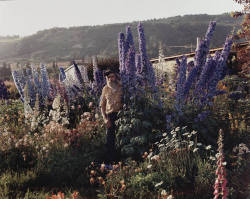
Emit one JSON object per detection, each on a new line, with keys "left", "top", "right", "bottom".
{"left": 107, "top": 73, "right": 116, "bottom": 83}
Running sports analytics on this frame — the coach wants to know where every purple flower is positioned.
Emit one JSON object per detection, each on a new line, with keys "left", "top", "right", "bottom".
{"left": 138, "top": 22, "right": 148, "bottom": 75}
{"left": 208, "top": 37, "right": 233, "bottom": 99}
{"left": 175, "top": 56, "right": 187, "bottom": 113}
{"left": 137, "top": 22, "right": 157, "bottom": 90}
{"left": 118, "top": 32, "right": 126, "bottom": 74}
{"left": 59, "top": 67, "right": 66, "bottom": 81}
{"left": 228, "top": 92, "right": 243, "bottom": 100}
{"left": 12, "top": 70, "right": 25, "bottom": 102}
{"left": 196, "top": 110, "right": 210, "bottom": 121}
{"left": 183, "top": 66, "right": 198, "bottom": 99}
{"left": 135, "top": 53, "right": 142, "bottom": 74}
{"left": 194, "top": 21, "right": 216, "bottom": 75}
{"left": 73, "top": 61, "right": 84, "bottom": 88}
{"left": 93, "top": 62, "right": 105, "bottom": 97}
{"left": 176, "top": 56, "right": 187, "bottom": 99}
{"left": 195, "top": 56, "right": 215, "bottom": 95}
{"left": 26, "top": 69, "right": 36, "bottom": 108}
{"left": 40, "top": 64, "right": 51, "bottom": 99}
{"left": 187, "top": 61, "right": 194, "bottom": 72}
{"left": 125, "top": 26, "right": 135, "bottom": 55}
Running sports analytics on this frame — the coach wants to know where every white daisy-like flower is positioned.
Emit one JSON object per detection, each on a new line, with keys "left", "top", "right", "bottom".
{"left": 147, "top": 164, "right": 152, "bottom": 169}
{"left": 151, "top": 155, "right": 160, "bottom": 161}
{"left": 215, "top": 153, "right": 220, "bottom": 158}
{"left": 187, "top": 134, "right": 192, "bottom": 138}
{"left": 205, "top": 145, "right": 212, "bottom": 150}
{"left": 147, "top": 152, "right": 153, "bottom": 159}
{"left": 167, "top": 195, "right": 174, "bottom": 199}
{"left": 155, "top": 181, "right": 163, "bottom": 187}
{"left": 161, "top": 189, "right": 167, "bottom": 196}
{"left": 193, "top": 148, "right": 199, "bottom": 152}
{"left": 222, "top": 162, "right": 227, "bottom": 166}
{"left": 162, "top": 133, "right": 167, "bottom": 137}
{"left": 175, "top": 127, "right": 180, "bottom": 131}
{"left": 191, "top": 130, "right": 197, "bottom": 135}
{"left": 209, "top": 156, "right": 216, "bottom": 161}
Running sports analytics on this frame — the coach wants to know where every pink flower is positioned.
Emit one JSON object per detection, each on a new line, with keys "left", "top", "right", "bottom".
{"left": 213, "top": 129, "right": 228, "bottom": 199}
{"left": 88, "top": 102, "right": 94, "bottom": 108}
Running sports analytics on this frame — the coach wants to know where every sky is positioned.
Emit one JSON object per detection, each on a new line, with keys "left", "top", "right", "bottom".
{"left": 0, "top": 0, "right": 243, "bottom": 37}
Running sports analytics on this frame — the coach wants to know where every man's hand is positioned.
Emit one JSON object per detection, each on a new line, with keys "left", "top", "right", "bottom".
{"left": 104, "top": 118, "right": 112, "bottom": 128}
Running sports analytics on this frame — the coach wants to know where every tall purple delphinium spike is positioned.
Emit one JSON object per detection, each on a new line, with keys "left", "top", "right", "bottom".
{"left": 175, "top": 56, "right": 187, "bottom": 113}
{"left": 135, "top": 53, "right": 142, "bottom": 74}
{"left": 92, "top": 58, "right": 105, "bottom": 97}
{"left": 173, "top": 58, "right": 181, "bottom": 84}
{"left": 125, "top": 46, "right": 137, "bottom": 95}
{"left": 207, "top": 37, "right": 233, "bottom": 100}
{"left": 81, "top": 66, "right": 89, "bottom": 83}
{"left": 219, "top": 38, "right": 233, "bottom": 80}
{"left": 205, "top": 21, "right": 216, "bottom": 42}
{"left": 194, "top": 56, "right": 214, "bottom": 95}
{"left": 31, "top": 65, "right": 41, "bottom": 90}
{"left": 59, "top": 67, "right": 66, "bottom": 82}
{"left": 137, "top": 22, "right": 148, "bottom": 76}
{"left": 183, "top": 67, "right": 198, "bottom": 99}
{"left": 125, "top": 46, "right": 136, "bottom": 76}
{"left": 12, "top": 70, "right": 25, "bottom": 102}
{"left": 26, "top": 68, "right": 36, "bottom": 108}
{"left": 31, "top": 65, "right": 45, "bottom": 108}
{"left": 118, "top": 33, "right": 126, "bottom": 74}
{"left": 40, "top": 64, "right": 51, "bottom": 99}
{"left": 137, "top": 22, "right": 157, "bottom": 90}
{"left": 194, "top": 21, "right": 216, "bottom": 75}
{"left": 187, "top": 61, "right": 194, "bottom": 72}
{"left": 125, "top": 26, "right": 135, "bottom": 54}
{"left": 73, "top": 61, "right": 84, "bottom": 88}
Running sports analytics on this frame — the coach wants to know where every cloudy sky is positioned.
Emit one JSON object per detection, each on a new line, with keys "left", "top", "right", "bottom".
{"left": 0, "top": 0, "right": 243, "bottom": 36}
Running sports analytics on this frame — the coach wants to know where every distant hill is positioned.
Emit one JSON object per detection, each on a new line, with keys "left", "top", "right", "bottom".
{"left": 0, "top": 13, "right": 242, "bottom": 64}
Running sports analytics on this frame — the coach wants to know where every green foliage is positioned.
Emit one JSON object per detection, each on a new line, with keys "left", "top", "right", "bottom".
{"left": 0, "top": 99, "right": 28, "bottom": 133}
{"left": 98, "top": 135, "right": 216, "bottom": 199}
{"left": 116, "top": 98, "right": 165, "bottom": 159}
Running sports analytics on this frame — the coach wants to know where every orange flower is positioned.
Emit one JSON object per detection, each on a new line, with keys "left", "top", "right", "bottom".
{"left": 90, "top": 170, "right": 96, "bottom": 176}
{"left": 98, "top": 176, "right": 104, "bottom": 184}
{"left": 90, "top": 177, "right": 95, "bottom": 184}
{"left": 120, "top": 184, "right": 126, "bottom": 192}
{"left": 120, "top": 179, "right": 125, "bottom": 185}
{"left": 71, "top": 192, "right": 79, "bottom": 199}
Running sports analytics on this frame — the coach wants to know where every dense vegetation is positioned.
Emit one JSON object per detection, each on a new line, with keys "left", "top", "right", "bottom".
{"left": 0, "top": 17, "right": 249, "bottom": 199}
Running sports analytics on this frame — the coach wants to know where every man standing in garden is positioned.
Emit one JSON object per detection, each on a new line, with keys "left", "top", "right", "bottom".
{"left": 100, "top": 69, "right": 123, "bottom": 162}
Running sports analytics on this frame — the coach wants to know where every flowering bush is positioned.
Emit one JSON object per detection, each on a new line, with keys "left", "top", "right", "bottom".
{"left": 97, "top": 127, "right": 216, "bottom": 199}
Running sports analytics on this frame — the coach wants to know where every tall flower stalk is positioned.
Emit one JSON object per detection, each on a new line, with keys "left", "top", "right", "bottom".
{"left": 40, "top": 64, "right": 51, "bottom": 100}
{"left": 174, "top": 21, "right": 232, "bottom": 117}
{"left": 213, "top": 129, "right": 228, "bottom": 199}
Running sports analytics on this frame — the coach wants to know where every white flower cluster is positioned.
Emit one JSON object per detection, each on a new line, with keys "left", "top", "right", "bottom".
{"left": 153, "top": 126, "right": 215, "bottom": 158}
